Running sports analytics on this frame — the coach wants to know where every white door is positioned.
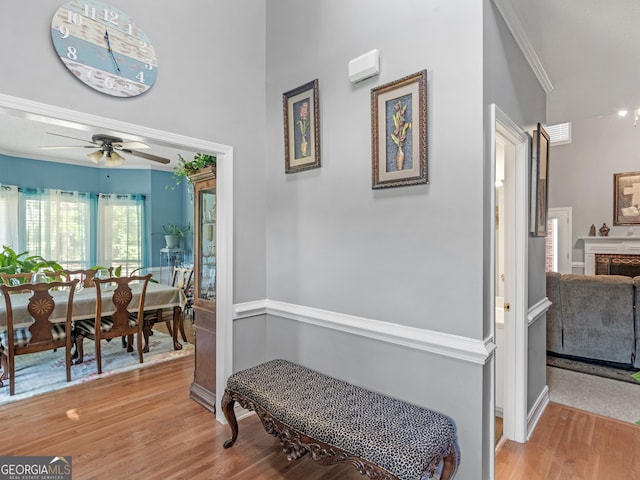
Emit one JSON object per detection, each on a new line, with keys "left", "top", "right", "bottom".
{"left": 493, "top": 106, "right": 529, "bottom": 446}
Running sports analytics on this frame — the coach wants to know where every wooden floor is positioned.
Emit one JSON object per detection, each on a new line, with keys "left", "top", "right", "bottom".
{"left": 496, "top": 402, "right": 640, "bottom": 479}
{"left": 2, "top": 319, "right": 639, "bottom": 479}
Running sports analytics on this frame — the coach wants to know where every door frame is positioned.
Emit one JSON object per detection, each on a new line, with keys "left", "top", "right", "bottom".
{"left": 492, "top": 105, "right": 529, "bottom": 443}
{"left": 0, "top": 93, "right": 235, "bottom": 420}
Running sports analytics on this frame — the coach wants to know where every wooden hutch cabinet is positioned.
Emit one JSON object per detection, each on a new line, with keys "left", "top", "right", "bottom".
{"left": 189, "top": 166, "right": 217, "bottom": 413}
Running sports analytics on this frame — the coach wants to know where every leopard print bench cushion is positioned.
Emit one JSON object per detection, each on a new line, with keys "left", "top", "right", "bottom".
{"left": 226, "top": 359, "right": 458, "bottom": 480}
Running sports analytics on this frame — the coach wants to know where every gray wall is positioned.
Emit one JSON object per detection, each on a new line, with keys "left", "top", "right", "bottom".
{"left": 0, "top": 0, "right": 268, "bottom": 304}
{"left": 262, "top": 1, "right": 526, "bottom": 478}
{"left": 549, "top": 113, "right": 640, "bottom": 267}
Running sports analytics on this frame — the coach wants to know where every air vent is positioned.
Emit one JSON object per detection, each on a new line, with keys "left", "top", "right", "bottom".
{"left": 546, "top": 123, "right": 571, "bottom": 145}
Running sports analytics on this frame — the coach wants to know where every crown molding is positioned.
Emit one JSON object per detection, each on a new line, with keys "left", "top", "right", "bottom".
{"left": 492, "top": 0, "right": 553, "bottom": 94}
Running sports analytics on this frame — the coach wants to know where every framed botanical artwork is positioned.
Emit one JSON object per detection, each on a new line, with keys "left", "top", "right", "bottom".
{"left": 530, "top": 123, "right": 550, "bottom": 236}
{"left": 371, "top": 70, "right": 427, "bottom": 189}
{"left": 283, "top": 79, "right": 320, "bottom": 173}
{"left": 614, "top": 170, "right": 640, "bottom": 225}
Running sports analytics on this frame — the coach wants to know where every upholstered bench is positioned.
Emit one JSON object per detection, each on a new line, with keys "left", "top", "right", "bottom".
{"left": 221, "top": 359, "right": 460, "bottom": 480}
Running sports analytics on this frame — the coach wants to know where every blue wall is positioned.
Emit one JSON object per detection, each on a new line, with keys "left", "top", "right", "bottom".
{"left": 0, "top": 154, "right": 192, "bottom": 266}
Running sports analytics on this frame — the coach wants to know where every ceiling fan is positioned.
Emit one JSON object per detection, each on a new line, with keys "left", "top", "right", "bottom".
{"left": 40, "top": 133, "right": 171, "bottom": 166}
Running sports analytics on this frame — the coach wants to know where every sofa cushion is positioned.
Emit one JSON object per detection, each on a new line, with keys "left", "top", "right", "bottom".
{"left": 546, "top": 271, "right": 563, "bottom": 354}
{"left": 559, "top": 274, "right": 635, "bottom": 364}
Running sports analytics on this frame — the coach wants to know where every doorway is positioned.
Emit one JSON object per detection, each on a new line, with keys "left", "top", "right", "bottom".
{"left": 492, "top": 105, "right": 529, "bottom": 445}
{"left": 0, "top": 93, "right": 235, "bottom": 420}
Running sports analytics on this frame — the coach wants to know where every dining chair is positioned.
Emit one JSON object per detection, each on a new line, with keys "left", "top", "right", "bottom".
{"left": 0, "top": 272, "right": 33, "bottom": 286}
{"left": 63, "top": 267, "right": 113, "bottom": 288}
{"left": 141, "top": 266, "right": 193, "bottom": 350}
{"left": 0, "top": 279, "right": 79, "bottom": 395}
{"left": 74, "top": 273, "right": 152, "bottom": 374}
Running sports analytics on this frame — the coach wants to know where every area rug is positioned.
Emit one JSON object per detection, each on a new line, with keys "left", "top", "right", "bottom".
{"left": 0, "top": 331, "right": 193, "bottom": 406}
{"left": 548, "top": 366, "right": 640, "bottom": 425}
{"left": 547, "top": 354, "right": 640, "bottom": 385}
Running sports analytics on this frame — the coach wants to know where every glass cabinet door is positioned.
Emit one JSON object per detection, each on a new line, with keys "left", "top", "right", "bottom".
{"left": 198, "top": 187, "right": 216, "bottom": 301}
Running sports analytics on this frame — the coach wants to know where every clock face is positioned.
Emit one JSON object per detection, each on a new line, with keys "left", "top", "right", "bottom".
{"left": 51, "top": 0, "right": 158, "bottom": 97}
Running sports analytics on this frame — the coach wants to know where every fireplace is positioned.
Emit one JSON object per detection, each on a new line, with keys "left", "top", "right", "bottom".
{"left": 581, "top": 236, "right": 640, "bottom": 275}
{"left": 595, "top": 253, "right": 640, "bottom": 276}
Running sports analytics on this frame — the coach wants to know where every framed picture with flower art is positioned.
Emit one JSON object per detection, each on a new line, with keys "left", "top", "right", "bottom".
{"left": 283, "top": 79, "right": 320, "bottom": 173}
{"left": 371, "top": 70, "right": 427, "bottom": 189}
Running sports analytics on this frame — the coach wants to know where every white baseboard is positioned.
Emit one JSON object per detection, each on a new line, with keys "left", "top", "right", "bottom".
{"left": 527, "top": 385, "right": 549, "bottom": 440}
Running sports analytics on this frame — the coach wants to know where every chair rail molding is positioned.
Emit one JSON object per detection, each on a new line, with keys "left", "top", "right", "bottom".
{"left": 234, "top": 299, "right": 495, "bottom": 365}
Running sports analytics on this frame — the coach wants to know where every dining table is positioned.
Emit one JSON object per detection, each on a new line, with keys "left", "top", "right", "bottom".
{"left": 0, "top": 281, "right": 188, "bottom": 351}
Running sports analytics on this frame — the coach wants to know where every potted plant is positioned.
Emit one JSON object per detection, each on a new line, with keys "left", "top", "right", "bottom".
{"left": 167, "top": 153, "right": 216, "bottom": 191}
{"left": 162, "top": 223, "right": 190, "bottom": 248}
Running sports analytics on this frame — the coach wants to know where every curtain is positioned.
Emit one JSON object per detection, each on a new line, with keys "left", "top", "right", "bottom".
{"left": 97, "top": 193, "right": 145, "bottom": 275}
{"left": 22, "top": 188, "right": 92, "bottom": 269}
{"left": 0, "top": 185, "right": 19, "bottom": 250}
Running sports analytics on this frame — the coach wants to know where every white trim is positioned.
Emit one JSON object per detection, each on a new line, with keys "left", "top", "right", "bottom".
{"left": 492, "top": 0, "right": 553, "bottom": 93}
{"left": 215, "top": 148, "right": 234, "bottom": 422}
{"left": 528, "top": 297, "right": 551, "bottom": 326}
{"left": 527, "top": 386, "right": 549, "bottom": 441}
{"left": 233, "top": 299, "right": 496, "bottom": 365}
{"left": 0, "top": 94, "right": 235, "bottom": 425}
{"left": 233, "top": 300, "right": 267, "bottom": 319}
{"left": 493, "top": 105, "right": 530, "bottom": 444}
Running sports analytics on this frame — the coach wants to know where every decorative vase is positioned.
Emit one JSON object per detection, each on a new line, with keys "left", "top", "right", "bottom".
{"left": 396, "top": 145, "right": 405, "bottom": 171}
{"left": 599, "top": 223, "right": 610, "bottom": 237}
{"left": 301, "top": 135, "right": 308, "bottom": 157}
{"left": 164, "top": 235, "right": 181, "bottom": 248}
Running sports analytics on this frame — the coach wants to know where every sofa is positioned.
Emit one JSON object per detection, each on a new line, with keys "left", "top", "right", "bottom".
{"left": 546, "top": 272, "right": 640, "bottom": 368}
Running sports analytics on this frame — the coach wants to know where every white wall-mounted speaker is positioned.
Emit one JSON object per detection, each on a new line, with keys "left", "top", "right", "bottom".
{"left": 348, "top": 49, "right": 379, "bottom": 83}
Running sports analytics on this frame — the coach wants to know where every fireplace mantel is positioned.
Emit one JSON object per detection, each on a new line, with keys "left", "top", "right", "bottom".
{"left": 580, "top": 236, "right": 640, "bottom": 274}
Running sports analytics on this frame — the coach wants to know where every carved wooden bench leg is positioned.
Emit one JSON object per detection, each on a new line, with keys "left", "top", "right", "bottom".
{"left": 222, "top": 391, "right": 239, "bottom": 448}
{"left": 439, "top": 447, "right": 460, "bottom": 480}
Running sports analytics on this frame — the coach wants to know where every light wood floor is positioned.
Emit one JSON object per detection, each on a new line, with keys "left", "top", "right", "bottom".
{"left": 3, "top": 321, "right": 639, "bottom": 479}
{"left": 496, "top": 402, "right": 640, "bottom": 479}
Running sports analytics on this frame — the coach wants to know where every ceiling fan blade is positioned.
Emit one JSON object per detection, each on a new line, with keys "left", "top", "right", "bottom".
{"left": 40, "top": 145, "right": 97, "bottom": 150}
{"left": 46, "top": 132, "right": 98, "bottom": 145}
{"left": 120, "top": 149, "right": 171, "bottom": 164}
{"left": 113, "top": 141, "right": 149, "bottom": 150}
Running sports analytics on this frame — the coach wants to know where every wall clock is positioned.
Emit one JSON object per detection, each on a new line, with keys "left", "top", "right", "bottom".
{"left": 51, "top": 0, "right": 158, "bottom": 97}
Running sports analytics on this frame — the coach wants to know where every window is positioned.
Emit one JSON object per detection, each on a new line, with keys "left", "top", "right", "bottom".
{"left": 0, "top": 185, "right": 19, "bottom": 250}
{"left": 22, "top": 188, "right": 91, "bottom": 269}
{"left": 97, "top": 194, "right": 145, "bottom": 275}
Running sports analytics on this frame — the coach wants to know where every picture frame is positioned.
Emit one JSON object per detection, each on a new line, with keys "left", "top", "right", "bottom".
{"left": 614, "top": 170, "right": 640, "bottom": 225}
{"left": 530, "top": 123, "right": 550, "bottom": 236}
{"left": 283, "top": 79, "right": 320, "bottom": 173}
{"left": 371, "top": 70, "right": 427, "bottom": 189}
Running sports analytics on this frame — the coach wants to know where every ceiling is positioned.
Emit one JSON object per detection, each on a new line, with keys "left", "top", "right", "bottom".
{"left": 0, "top": 105, "right": 191, "bottom": 171}
{"left": 1, "top": 1, "right": 636, "bottom": 168}
{"left": 500, "top": 0, "right": 640, "bottom": 124}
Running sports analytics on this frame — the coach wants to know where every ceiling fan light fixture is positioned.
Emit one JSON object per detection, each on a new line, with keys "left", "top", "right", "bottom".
{"left": 105, "top": 150, "right": 125, "bottom": 167}
{"left": 87, "top": 150, "right": 103, "bottom": 164}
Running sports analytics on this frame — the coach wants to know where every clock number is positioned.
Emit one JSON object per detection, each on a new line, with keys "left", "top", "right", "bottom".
{"left": 102, "top": 9, "right": 119, "bottom": 26}
{"left": 144, "top": 60, "right": 154, "bottom": 71}
{"left": 104, "top": 76, "right": 114, "bottom": 90}
{"left": 126, "top": 24, "right": 133, "bottom": 35}
{"left": 58, "top": 25, "right": 70, "bottom": 39}
{"left": 65, "top": 10, "right": 83, "bottom": 27}
{"left": 66, "top": 46, "right": 78, "bottom": 61}
{"left": 136, "top": 72, "right": 145, "bottom": 84}
{"left": 83, "top": 4, "right": 96, "bottom": 20}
